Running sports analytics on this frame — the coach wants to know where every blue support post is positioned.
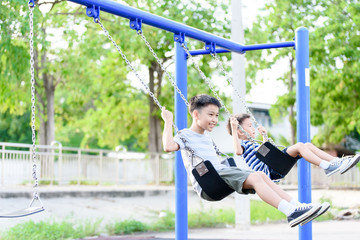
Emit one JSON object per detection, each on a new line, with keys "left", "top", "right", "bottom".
{"left": 295, "top": 27, "right": 311, "bottom": 240}
{"left": 175, "top": 41, "right": 188, "bottom": 240}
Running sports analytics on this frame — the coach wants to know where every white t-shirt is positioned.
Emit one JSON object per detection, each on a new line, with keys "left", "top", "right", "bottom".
{"left": 174, "top": 129, "right": 227, "bottom": 197}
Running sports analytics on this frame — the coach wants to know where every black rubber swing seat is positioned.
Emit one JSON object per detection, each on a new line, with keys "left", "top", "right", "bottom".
{"left": 192, "top": 158, "right": 236, "bottom": 201}
{"left": 256, "top": 141, "right": 298, "bottom": 176}
{"left": 0, "top": 206, "right": 44, "bottom": 218}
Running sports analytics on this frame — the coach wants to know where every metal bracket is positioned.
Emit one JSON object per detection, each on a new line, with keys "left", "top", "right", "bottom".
{"left": 257, "top": 144, "right": 270, "bottom": 157}
{"left": 174, "top": 32, "right": 185, "bottom": 44}
{"left": 130, "top": 18, "right": 142, "bottom": 32}
{"left": 86, "top": 5, "right": 100, "bottom": 23}
{"left": 28, "top": 0, "right": 35, "bottom": 8}
{"left": 195, "top": 162, "right": 209, "bottom": 177}
{"left": 205, "top": 42, "right": 216, "bottom": 54}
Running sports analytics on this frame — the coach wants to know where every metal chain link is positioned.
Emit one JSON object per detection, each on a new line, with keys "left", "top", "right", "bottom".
{"left": 137, "top": 31, "right": 189, "bottom": 107}
{"left": 29, "top": 4, "right": 39, "bottom": 200}
{"left": 210, "top": 53, "right": 275, "bottom": 145}
{"left": 96, "top": 20, "right": 180, "bottom": 133}
{"left": 181, "top": 44, "right": 255, "bottom": 143}
{"left": 137, "top": 31, "right": 231, "bottom": 157}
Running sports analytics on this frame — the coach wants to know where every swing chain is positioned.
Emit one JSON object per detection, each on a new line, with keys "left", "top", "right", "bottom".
{"left": 181, "top": 43, "right": 255, "bottom": 143}
{"left": 28, "top": 3, "right": 39, "bottom": 199}
{"left": 210, "top": 53, "right": 275, "bottom": 145}
{"left": 96, "top": 20, "right": 180, "bottom": 133}
{"left": 137, "top": 31, "right": 189, "bottom": 108}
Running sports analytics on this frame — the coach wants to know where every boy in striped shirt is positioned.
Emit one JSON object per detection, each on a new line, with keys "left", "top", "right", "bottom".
{"left": 227, "top": 114, "right": 360, "bottom": 180}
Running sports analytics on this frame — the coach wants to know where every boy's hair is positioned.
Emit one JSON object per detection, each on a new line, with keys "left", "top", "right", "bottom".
{"left": 226, "top": 113, "right": 251, "bottom": 136}
{"left": 189, "top": 94, "right": 221, "bottom": 113}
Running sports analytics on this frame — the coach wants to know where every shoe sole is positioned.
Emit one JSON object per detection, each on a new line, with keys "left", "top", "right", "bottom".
{"left": 340, "top": 155, "right": 360, "bottom": 174}
{"left": 289, "top": 204, "right": 321, "bottom": 228}
{"left": 300, "top": 202, "right": 330, "bottom": 226}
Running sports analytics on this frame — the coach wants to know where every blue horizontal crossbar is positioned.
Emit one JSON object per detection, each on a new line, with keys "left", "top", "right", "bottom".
{"left": 189, "top": 49, "right": 230, "bottom": 56}
{"left": 68, "top": 0, "right": 295, "bottom": 54}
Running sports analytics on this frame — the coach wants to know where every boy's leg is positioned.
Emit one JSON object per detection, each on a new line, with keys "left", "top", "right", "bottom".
{"left": 303, "top": 142, "right": 334, "bottom": 161}
{"left": 243, "top": 171, "right": 291, "bottom": 208}
{"left": 243, "top": 171, "right": 322, "bottom": 227}
{"left": 286, "top": 142, "right": 323, "bottom": 165}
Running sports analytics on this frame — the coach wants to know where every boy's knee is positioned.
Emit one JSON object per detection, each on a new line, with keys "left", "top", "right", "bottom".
{"left": 248, "top": 172, "right": 264, "bottom": 182}
{"left": 295, "top": 142, "right": 304, "bottom": 148}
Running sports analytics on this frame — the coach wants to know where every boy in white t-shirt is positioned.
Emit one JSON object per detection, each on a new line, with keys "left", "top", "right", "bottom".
{"left": 161, "top": 94, "right": 329, "bottom": 228}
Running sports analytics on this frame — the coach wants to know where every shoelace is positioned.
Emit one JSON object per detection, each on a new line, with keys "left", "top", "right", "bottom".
{"left": 332, "top": 155, "right": 354, "bottom": 166}
{"left": 295, "top": 205, "right": 312, "bottom": 211}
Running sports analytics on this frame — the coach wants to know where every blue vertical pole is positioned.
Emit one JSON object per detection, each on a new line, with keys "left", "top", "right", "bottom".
{"left": 175, "top": 41, "right": 188, "bottom": 240}
{"left": 295, "top": 27, "right": 311, "bottom": 240}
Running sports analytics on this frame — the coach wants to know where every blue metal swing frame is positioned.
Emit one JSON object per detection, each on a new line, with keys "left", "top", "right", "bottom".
{"left": 67, "top": 1, "right": 312, "bottom": 239}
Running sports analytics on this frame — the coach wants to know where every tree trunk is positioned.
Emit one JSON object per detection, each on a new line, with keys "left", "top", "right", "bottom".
{"left": 148, "top": 61, "right": 164, "bottom": 183}
{"left": 44, "top": 73, "right": 55, "bottom": 146}
{"left": 148, "top": 61, "right": 163, "bottom": 154}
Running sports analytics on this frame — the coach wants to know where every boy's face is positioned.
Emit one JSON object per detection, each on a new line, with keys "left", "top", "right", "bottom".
{"left": 238, "top": 117, "right": 256, "bottom": 139}
{"left": 193, "top": 104, "right": 219, "bottom": 132}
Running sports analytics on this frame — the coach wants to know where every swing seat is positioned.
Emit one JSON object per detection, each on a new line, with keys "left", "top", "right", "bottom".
{"left": 256, "top": 141, "right": 298, "bottom": 176}
{"left": 0, "top": 206, "right": 44, "bottom": 218}
{"left": 192, "top": 158, "right": 236, "bottom": 201}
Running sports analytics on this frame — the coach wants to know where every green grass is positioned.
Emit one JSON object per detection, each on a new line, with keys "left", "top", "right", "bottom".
{"left": 250, "top": 200, "right": 285, "bottom": 224}
{"left": 68, "top": 180, "right": 100, "bottom": 185}
{"left": 0, "top": 219, "right": 101, "bottom": 240}
{"left": 1, "top": 200, "right": 338, "bottom": 239}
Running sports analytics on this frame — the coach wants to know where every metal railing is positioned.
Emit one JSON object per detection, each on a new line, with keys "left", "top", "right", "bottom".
{"left": 1, "top": 142, "right": 359, "bottom": 188}
{"left": 281, "top": 163, "right": 360, "bottom": 188}
{"left": 0, "top": 142, "right": 174, "bottom": 186}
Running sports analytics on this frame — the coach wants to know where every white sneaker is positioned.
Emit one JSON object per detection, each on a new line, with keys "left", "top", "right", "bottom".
{"left": 339, "top": 154, "right": 360, "bottom": 174}
{"left": 325, "top": 158, "right": 348, "bottom": 176}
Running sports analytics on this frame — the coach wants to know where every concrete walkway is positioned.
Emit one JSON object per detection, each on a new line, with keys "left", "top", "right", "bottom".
{"left": 1, "top": 185, "right": 359, "bottom": 239}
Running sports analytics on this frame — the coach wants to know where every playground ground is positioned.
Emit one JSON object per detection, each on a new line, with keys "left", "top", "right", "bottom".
{"left": 1, "top": 185, "right": 359, "bottom": 240}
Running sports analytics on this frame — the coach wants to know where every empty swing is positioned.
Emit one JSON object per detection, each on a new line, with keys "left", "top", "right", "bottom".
{"left": 0, "top": 1, "right": 45, "bottom": 218}
{"left": 183, "top": 44, "right": 297, "bottom": 178}
{"left": 89, "top": 10, "right": 237, "bottom": 201}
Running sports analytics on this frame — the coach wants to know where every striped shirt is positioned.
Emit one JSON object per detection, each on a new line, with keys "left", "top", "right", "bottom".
{"left": 241, "top": 140, "right": 271, "bottom": 178}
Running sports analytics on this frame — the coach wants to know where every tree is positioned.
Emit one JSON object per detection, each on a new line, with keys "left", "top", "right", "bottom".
{"left": 244, "top": 0, "right": 321, "bottom": 145}
{"left": 244, "top": 0, "right": 359, "bottom": 148}
{"left": 310, "top": 0, "right": 360, "bottom": 147}
{"left": 62, "top": 0, "right": 231, "bottom": 152}
{"left": 1, "top": 0, "right": 231, "bottom": 153}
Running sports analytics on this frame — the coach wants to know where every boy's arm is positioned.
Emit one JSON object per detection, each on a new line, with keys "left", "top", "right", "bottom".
{"left": 257, "top": 125, "right": 268, "bottom": 142}
{"left": 230, "top": 117, "right": 244, "bottom": 156}
{"left": 161, "top": 107, "right": 180, "bottom": 152}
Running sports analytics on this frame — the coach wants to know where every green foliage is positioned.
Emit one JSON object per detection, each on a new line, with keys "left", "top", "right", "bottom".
{"left": 0, "top": 110, "right": 32, "bottom": 143}
{"left": 1, "top": 0, "right": 232, "bottom": 150}
{"left": 0, "top": 219, "right": 101, "bottom": 240}
{"left": 188, "top": 207, "right": 234, "bottom": 227}
{"left": 149, "top": 210, "right": 176, "bottom": 231}
{"left": 106, "top": 219, "right": 148, "bottom": 235}
{"left": 310, "top": 0, "right": 360, "bottom": 145}
{"left": 245, "top": 0, "right": 360, "bottom": 147}
{"left": 250, "top": 200, "right": 285, "bottom": 224}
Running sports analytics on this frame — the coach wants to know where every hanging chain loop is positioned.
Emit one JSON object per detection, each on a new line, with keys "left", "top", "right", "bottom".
{"left": 96, "top": 20, "right": 181, "bottom": 133}
{"left": 137, "top": 31, "right": 189, "bottom": 107}
{"left": 181, "top": 44, "right": 255, "bottom": 143}
{"left": 210, "top": 53, "right": 275, "bottom": 145}
{"left": 29, "top": 3, "right": 40, "bottom": 201}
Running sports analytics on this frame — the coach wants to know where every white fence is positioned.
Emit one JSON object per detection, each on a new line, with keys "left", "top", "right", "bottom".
{"left": 1, "top": 142, "right": 359, "bottom": 188}
{"left": 0, "top": 142, "right": 174, "bottom": 186}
